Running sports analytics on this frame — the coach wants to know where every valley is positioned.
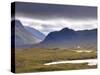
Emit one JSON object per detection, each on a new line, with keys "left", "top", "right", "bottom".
{"left": 15, "top": 48, "right": 97, "bottom": 73}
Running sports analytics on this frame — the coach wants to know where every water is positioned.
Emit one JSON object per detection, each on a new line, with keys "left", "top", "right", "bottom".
{"left": 44, "top": 59, "right": 97, "bottom": 66}
{"left": 75, "top": 50, "right": 92, "bottom": 53}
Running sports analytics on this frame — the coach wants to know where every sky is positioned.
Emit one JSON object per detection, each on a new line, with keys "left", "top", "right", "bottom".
{"left": 13, "top": 2, "right": 97, "bottom": 35}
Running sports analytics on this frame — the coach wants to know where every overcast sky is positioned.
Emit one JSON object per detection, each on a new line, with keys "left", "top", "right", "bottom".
{"left": 13, "top": 2, "right": 97, "bottom": 35}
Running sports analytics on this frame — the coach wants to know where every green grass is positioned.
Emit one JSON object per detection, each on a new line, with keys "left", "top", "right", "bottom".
{"left": 15, "top": 48, "right": 97, "bottom": 73}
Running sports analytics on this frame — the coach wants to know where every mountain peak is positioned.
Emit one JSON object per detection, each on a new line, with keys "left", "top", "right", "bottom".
{"left": 61, "top": 28, "right": 73, "bottom": 31}
{"left": 37, "top": 28, "right": 97, "bottom": 49}
{"left": 12, "top": 19, "right": 43, "bottom": 48}
{"left": 11, "top": 19, "right": 23, "bottom": 27}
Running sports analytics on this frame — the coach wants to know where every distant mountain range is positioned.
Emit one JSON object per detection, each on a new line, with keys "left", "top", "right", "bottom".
{"left": 11, "top": 20, "right": 97, "bottom": 49}
{"left": 25, "top": 26, "right": 45, "bottom": 41}
{"left": 35, "top": 28, "right": 97, "bottom": 49}
{"left": 11, "top": 20, "right": 45, "bottom": 48}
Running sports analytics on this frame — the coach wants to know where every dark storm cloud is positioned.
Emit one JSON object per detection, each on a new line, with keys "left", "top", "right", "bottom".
{"left": 12, "top": 2, "right": 97, "bottom": 35}
{"left": 14, "top": 2, "right": 97, "bottom": 20}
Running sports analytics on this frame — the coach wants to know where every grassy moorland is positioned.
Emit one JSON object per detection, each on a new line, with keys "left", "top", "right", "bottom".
{"left": 15, "top": 48, "right": 97, "bottom": 73}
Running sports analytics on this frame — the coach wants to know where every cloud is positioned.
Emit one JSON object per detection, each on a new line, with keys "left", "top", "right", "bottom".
{"left": 16, "top": 17, "right": 97, "bottom": 35}
{"left": 14, "top": 2, "right": 97, "bottom": 20}
{"left": 14, "top": 2, "right": 97, "bottom": 35}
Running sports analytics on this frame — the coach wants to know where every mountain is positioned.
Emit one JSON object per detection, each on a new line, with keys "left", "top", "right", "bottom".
{"left": 35, "top": 28, "right": 97, "bottom": 49}
{"left": 11, "top": 20, "right": 41, "bottom": 48}
{"left": 25, "top": 26, "right": 45, "bottom": 41}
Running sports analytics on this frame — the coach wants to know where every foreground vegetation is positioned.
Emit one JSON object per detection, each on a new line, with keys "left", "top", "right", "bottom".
{"left": 15, "top": 48, "right": 97, "bottom": 73}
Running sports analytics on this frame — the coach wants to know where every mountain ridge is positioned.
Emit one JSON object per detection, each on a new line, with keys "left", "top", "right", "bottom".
{"left": 11, "top": 20, "right": 42, "bottom": 48}
{"left": 35, "top": 28, "right": 97, "bottom": 49}
{"left": 25, "top": 26, "right": 45, "bottom": 41}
